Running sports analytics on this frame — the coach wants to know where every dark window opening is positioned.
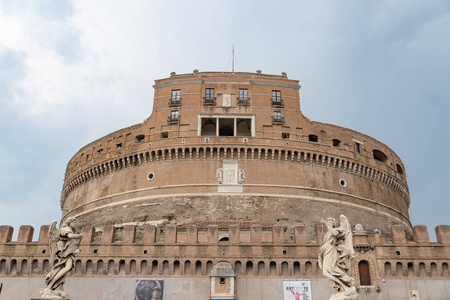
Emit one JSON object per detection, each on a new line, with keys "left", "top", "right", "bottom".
{"left": 135, "top": 135, "right": 145, "bottom": 143}
{"left": 219, "top": 119, "right": 234, "bottom": 136}
{"left": 282, "top": 133, "right": 290, "bottom": 139}
{"left": 161, "top": 132, "right": 168, "bottom": 138}
{"left": 396, "top": 251, "right": 400, "bottom": 255}
{"left": 93, "top": 249, "right": 98, "bottom": 254}
{"left": 396, "top": 164, "right": 404, "bottom": 175}
{"left": 97, "top": 149, "right": 103, "bottom": 155}
{"left": 283, "top": 250, "right": 287, "bottom": 255}
{"left": 220, "top": 277, "right": 225, "bottom": 284}
{"left": 355, "top": 142, "right": 361, "bottom": 153}
{"left": 42, "top": 250, "right": 46, "bottom": 254}
{"left": 201, "top": 117, "right": 252, "bottom": 137}
{"left": 358, "top": 260, "right": 371, "bottom": 286}
{"left": 236, "top": 119, "right": 251, "bottom": 137}
{"left": 332, "top": 139, "right": 341, "bottom": 147}
{"left": 143, "top": 250, "right": 147, "bottom": 254}
{"left": 116, "top": 143, "right": 122, "bottom": 149}
{"left": 373, "top": 149, "right": 389, "bottom": 164}
{"left": 309, "top": 135, "right": 318, "bottom": 142}
{"left": 219, "top": 236, "right": 229, "bottom": 242}
{"left": 201, "top": 118, "right": 217, "bottom": 136}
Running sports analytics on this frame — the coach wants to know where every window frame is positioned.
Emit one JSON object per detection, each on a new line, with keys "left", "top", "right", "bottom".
{"left": 272, "top": 90, "right": 281, "bottom": 102}
{"left": 205, "top": 88, "right": 215, "bottom": 100}
{"left": 239, "top": 89, "right": 248, "bottom": 100}
{"left": 355, "top": 142, "right": 361, "bottom": 153}
{"left": 171, "top": 89, "right": 181, "bottom": 101}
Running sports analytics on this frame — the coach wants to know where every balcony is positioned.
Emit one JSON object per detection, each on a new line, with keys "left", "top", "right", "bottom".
{"left": 272, "top": 116, "right": 285, "bottom": 125}
{"left": 167, "top": 116, "right": 180, "bottom": 124}
{"left": 203, "top": 97, "right": 216, "bottom": 106}
{"left": 169, "top": 98, "right": 181, "bottom": 107}
{"left": 237, "top": 98, "right": 250, "bottom": 106}
{"left": 271, "top": 99, "right": 284, "bottom": 108}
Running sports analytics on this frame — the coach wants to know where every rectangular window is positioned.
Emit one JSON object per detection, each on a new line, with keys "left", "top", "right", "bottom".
{"left": 205, "top": 88, "right": 215, "bottom": 100}
{"left": 355, "top": 142, "right": 361, "bottom": 153}
{"left": 239, "top": 89, "right": 248, "bottom": 100}
{"left": 274, "top": 111, "right": 281, "bottom": 120}
{"left": 168, "top": 110, "right": 179, "bottom": 124}
{"left": 272, "top": 90, "right": 281, "bottom": 102}
{"left": 170, "top": 110, "right": 179, "bottom": 119}
{"left": 273, "top": 111, "right": 283, "bottom": 123}
{"left": 171, "top": 90, "right": 180, "bottom": 101}
{"left": 200, "top": 115, "right": 253, "bottom": 137}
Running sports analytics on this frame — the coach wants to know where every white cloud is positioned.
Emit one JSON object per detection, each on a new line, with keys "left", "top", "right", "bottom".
{"left": 0, "top": 0, "right": 449, "bottom": 233}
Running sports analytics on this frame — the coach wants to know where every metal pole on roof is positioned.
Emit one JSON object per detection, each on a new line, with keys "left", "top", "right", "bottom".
{"left": 232, "top": 44, "right": 235, "bottom": 72}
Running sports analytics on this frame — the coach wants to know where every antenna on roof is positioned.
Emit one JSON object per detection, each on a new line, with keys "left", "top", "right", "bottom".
{"left": 232, "top": 44, "right": 235, "bottom": 72}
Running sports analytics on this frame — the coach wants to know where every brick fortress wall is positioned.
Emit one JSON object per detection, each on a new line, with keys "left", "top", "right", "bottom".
{"left": 1, "top": 223, "right": 448, "bottom": 284}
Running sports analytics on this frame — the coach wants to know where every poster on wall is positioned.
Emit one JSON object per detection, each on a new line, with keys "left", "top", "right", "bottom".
{"left": 135, "top": 280, "right": 164, "bottom": 300}
{"left": 283, "top": 280, "right": 312, "bottom": 300}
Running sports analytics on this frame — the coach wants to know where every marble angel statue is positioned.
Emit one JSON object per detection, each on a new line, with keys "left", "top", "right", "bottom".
{"left": 40, "top": 217, "right": 83, "bottom": 299}
{"left": 318, "top": 215, "right": 358, "bottom": 300}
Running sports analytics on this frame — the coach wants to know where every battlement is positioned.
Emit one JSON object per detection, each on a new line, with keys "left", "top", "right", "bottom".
{"left": 1, "top": 223, "right": 450, "bottom": 246}
{"left": 0, "top": 223, "right": 449, "bottom": 283}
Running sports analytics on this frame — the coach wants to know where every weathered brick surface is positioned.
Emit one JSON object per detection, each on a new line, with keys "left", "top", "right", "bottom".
{"left": 17, "top": 225, "right": 34, "bottom": 243}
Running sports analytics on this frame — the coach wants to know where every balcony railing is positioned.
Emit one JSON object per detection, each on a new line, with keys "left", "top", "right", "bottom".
{"left": 237, "top": 98, "right": 250, "bottom": 106}
{"left": 203, "top": 97, "right": 216, "bottom": 106}
{"left": 271, "top": 99, "right": 284, "bottom": 107}
{"left": 272, "top": 116, "right": 285, "bottom": 125}
{"left": 169, "top": 98, "right": 181, "bottom": 107}
{"left": 167, "top": 116, "right": 180, "bottom": 124}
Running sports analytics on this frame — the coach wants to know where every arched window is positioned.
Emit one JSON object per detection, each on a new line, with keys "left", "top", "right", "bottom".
{"left": 218, "top": 236, "right": 229, "bottom": 242}
{"left": 358, "top": 260, "right": 371, "bottom": 285}
{"left": 246, "top": 261, "right": 253, "bottom": 276}
{"left": 397, "top": 164, "right": 405, "bottom": 176}
{"left": 173, "top": 260, "right": 181, "bottom": 275}
{"left": 373, "top": 149, "right": 389, "bottom": 164}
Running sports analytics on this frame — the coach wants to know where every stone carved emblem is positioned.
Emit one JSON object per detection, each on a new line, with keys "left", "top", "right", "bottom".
{"left": 318, "top": 215, "right": 358, "bottom": 300}
{"left": 222, "top": 93, "right": 231, "bottom": 107}
{"left": 238, "top": 169, "right": 245, "bottom": 184}
{"left": 216, "top": 168, "right": 223, "bottom": 184}
{"left": 224, "top": 168, "right": 236, "bottom": 184}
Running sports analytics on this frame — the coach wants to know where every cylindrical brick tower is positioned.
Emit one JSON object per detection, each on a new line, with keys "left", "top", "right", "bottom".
{"left": 61, "top": 71, "right": 410, "bottom": 236}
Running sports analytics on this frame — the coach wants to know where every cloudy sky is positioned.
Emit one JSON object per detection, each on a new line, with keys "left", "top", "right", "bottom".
{"left": 0, "top": 0, "right": 449, "bottom": 240}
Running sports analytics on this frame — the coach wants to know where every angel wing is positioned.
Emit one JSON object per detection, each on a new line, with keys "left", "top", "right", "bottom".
{"left": 339, "top": 215, "right": 355, "bottom": 258}
{"left": 48, "top": 220, "right": 60, "bottom": 263}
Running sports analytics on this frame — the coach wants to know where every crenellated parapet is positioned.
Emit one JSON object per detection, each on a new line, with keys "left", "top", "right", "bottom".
{"left": 0, "top": 223, "right": 448, "bottom": 282}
